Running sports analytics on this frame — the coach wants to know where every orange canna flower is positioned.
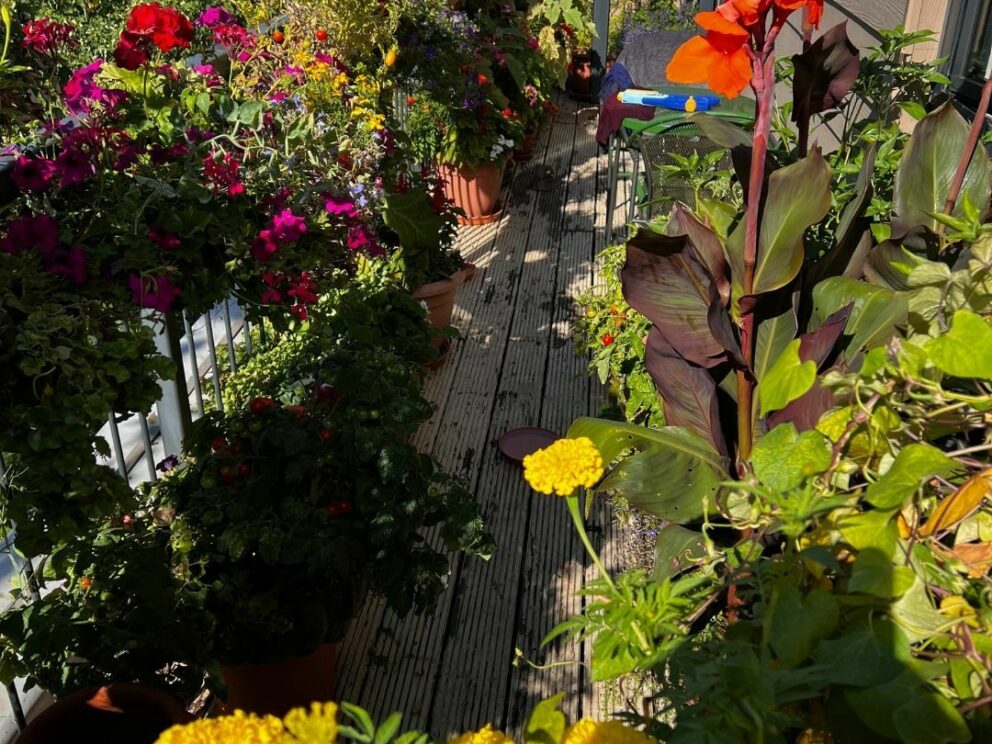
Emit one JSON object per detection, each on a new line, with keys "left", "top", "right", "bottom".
{"left": 774, "top": 0, "right": 824, "bottom": 27}
{"left": 666, "top": 11, "right": 753, "bottom": 99}
{"left": 719, "top": 0, "right": 770, "bottom": 27}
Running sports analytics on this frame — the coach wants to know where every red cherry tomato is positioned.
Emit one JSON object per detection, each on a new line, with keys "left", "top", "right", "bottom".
{"left": 316, "top": 29, "right": 328, "bottom": 42}
{"left": 237, "top": 462, "right": 251, "bottom": 477}
{"left": 272, "top": 30, "right": 285, "bottom": 43}
{"left": 211, "top": 437, "right": 228, "bottom": 452}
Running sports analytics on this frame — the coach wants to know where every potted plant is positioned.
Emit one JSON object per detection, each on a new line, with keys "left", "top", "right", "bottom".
{"left": 379, "top": 185, "right": 470, "bottom": 341}
{"left": 18, "top": 684, "right": 189, "bottom": 744}
{"left": 150, "top": 380, "right": 493, "bottom": 715}
{"left": 398, "top": 8, "right": 522, "bottom": 224}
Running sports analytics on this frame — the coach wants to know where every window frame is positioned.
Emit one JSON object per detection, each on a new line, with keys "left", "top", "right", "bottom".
{"left": 942, "top": 0, "right": 992, "bottom": 107}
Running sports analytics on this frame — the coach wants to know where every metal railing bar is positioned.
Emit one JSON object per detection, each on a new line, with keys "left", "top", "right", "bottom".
{"left": 5, "top": 683, "right": 25, "bottom": 731}
{"left": 183, "top": 313, "right": 206, "bottom": 416}
{"left": 222, "top": 303, "right": 238, "bottom": 373}
{"left": 138, "top": 413, "right": 157, "bottom": 482}
{"left": 202, "top": 312, "right": 224, "bottom": 415}
{"left": 243, "top": 309, "right": 253, "bottom": 357}
{"left": 107, "top": 413, "right": 128, "bottom": 480}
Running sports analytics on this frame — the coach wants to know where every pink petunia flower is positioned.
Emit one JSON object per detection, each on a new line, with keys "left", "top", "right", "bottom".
{"left": 11, "top": 156, "right": 57, "bottom": 191}
{"left": 0, "top": 214, "right": 59, "bottom": 255}
{"left": 129, "top": 273, "right": 182, "bottom": 312}
{"left": 324, "top": 194, "right": 359, "bottom": 219}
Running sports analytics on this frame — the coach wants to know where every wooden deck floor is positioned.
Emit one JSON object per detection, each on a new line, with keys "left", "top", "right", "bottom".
{"left": 336, "top": 97, "right": 629, "bottom": 738}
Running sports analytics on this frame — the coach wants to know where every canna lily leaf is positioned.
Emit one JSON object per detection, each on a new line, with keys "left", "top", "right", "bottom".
{"left": 644, "top": 330, "right": 727, "bottom": 455}
{"left": 757, "top": 340, "right": 816, "bottom": 417}
{"left": 753, "top": 150, "right": 832, "bottom": 295}
{"left": 622, "top": 229, "right": 727, "bottom": 368}
{"left": 892, "top": 101, "right": 992, "bottom": 236}
{"left": 567, "top": 417, "right": 727, "bottom": 523}
{"left": 792, "top": 22, "right": 861, "bottom": 121}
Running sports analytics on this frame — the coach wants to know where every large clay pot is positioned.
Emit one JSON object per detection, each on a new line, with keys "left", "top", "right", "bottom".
{"left": 439, "top": 160, "right": 506, "bottom": 225}
{"left": 412, "top": 268, "right": 470, "bottom": 333}
{"left": 16, "top": 684, "right": 188, "bottom": 744}
{"left": 220, "top": 643, "right": 336, "bottom": 718}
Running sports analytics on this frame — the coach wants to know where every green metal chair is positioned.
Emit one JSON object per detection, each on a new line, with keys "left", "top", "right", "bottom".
{"left": 605, "top": 87, "right": 755, "bottom": 238}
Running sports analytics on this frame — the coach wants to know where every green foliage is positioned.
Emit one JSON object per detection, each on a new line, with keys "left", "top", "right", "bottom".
{"left": 558, "top": 17, "right": 992, "bottom": 743}
{"left": 0, "top": 258, "right": 172, "bottom": 555}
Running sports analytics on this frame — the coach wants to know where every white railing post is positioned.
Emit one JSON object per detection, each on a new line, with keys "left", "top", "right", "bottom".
{"left": 149, "top": 313, "right": 193, "bottom": 457}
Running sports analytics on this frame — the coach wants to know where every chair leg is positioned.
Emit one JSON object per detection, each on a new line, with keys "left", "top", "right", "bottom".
{"left": 627, "top": 152, "right": 640, "bottom": 225}
{"left": 606, "top": 134, "right": 618, "bottom": 239}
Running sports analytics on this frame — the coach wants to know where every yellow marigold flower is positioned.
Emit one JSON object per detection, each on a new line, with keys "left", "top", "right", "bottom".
{"left": 523, "top": 437, "right": 604, "bottom": 497}
{"left": 449, "top": 724, "right": 514, "bottom": 744}
{"left": 155, "top": 710, "right": 289, "bottom": 744}
{"left": 562, "top": 719, "right": 657, "bottom": 744}
{"left": 283, "top": 701, "right": 339, "bottom": 742}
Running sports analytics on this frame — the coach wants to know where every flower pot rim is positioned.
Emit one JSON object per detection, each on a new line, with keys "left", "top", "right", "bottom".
{"left": 411, "top": 268, "right": 469, "bottom": 299}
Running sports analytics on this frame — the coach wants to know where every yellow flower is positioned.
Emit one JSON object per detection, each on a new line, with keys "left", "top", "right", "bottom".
{"left": 155, "top": 710, "right": 289, "bottom": 744}
{"left": 561, "top": 719, "right": 657, "bottom": 744}
{"left": 155, "top": 703, "right": 339, "bottom": 744}
{"left": 523, "top": 437, "right": 604, "bottom": 497}
{"left": 283, "top": 702, "right": 339, "bottom": 742}
{"left": 449, "top": 724, "right": 514, "bottom": 744}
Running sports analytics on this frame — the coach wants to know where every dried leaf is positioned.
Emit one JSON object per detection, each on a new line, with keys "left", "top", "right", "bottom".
{"left": 919, "top": 468, "right": 992, "bottom": 538}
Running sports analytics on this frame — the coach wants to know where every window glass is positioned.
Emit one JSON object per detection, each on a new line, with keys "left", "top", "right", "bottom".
{"left": 967, "top": 0, "right": 992, "bottom": 81}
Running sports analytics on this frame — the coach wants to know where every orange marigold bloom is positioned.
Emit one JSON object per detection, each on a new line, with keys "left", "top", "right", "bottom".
{"left": 666, "top": 11, "right": 752, "bottom": 99}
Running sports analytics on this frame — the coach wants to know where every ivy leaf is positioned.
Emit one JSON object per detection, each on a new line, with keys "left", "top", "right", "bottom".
{"left": 890, "top": 577, "right": 947, "bottom": 643}
{"left": 848, "top": 549, "right": 915, "bottom": 598}
{"left": 752, "top": 423, "right": 832, "bottom": 491}
{"left": 865, "top": 444, "right": 956, "bottom": 510}
{"left": 837, "top": 509, "right": 898, "bottom": 558}
{"left": 815, "top": 619, "right": 910, "bottom": 687}
{"left": 757, "top": 340, "right": 817, "bottom": 417}
{"left": 927, "top": 310, "right": 992, "bottom": 379}
{"left": 767, "top": 584, "right": 839, "bottom": 668}
{"left": 893, "top": 694, "right": 971, "bottom": 744}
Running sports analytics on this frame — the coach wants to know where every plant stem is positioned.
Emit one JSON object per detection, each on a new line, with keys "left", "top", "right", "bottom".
{"left": 943, "top": 76, "right": 992, "bottom": 217}
{"left": 566, "top": 494, "right": 615, "bottom": 591}
{"left": 737, "top": 48, "right": 776, "bottom": 470}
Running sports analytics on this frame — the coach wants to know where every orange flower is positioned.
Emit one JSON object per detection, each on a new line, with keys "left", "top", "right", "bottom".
{"left": 719, "top": 0, "right": 769, "bottom": 27}
{"left": 774, "top": 0, "right": 823, "bottom": 28}
{"left": 666, "top": 12, "right": 752, "bottom": 99}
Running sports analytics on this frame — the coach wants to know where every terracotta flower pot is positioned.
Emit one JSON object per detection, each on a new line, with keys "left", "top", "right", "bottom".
{"left": 16, "top": 684, "right": 188, "bottom": 744}
{"left": 412, "top": 268, "right": 469, "bottom": 333}
{"left": 439, "top": 160, "right": 506, "bottom": 225}
{"left": 220, "top": 643, "right": 336, "bottom": 718}
{"left": 514, "top": 128, "right": 540, "bottom": 162}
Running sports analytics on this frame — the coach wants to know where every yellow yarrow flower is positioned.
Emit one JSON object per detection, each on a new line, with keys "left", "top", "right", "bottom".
{"left": 449, "top": 723, "right": 515, "bottom": 744}
{"left": 523, "top": 437, "right": 604, "bottom": 497}
{"left": 155, "top": 710, "right": 289, "bottom": 744}
{"left": 561, "top": 718, "right": 657, "bottom": 744}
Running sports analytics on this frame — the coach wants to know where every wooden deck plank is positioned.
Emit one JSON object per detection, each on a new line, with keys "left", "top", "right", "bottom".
{"left": 337, "top": 94, "right": 624, "bottom": 735}
{"left": 339, "top": 101, "right": 578, "bottom": 728}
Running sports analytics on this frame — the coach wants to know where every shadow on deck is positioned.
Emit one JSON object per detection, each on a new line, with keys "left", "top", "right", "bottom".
{"left": 336, "top": 96, "right": 629, "bottom": 739}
